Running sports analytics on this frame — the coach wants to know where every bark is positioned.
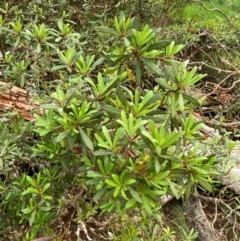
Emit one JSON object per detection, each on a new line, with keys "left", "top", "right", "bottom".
{"left": 183, "top": 195, "right": 217, "bottom": 241}
{"left": 0, "top": 81, "right": 40, "bottom": 121}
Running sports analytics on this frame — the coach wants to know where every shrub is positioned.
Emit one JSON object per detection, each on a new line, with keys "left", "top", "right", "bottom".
{"left": 0, "top": 1, "right": 218, "bottom": 240}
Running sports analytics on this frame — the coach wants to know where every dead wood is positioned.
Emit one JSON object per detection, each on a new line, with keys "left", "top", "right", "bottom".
{"left": 0, "top": 81, "right": 40, "bottom": 121}
{"left": 183, "top": 195, "right": 217, "bottom": 241}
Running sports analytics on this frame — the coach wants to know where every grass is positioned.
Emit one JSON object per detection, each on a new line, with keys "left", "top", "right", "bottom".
{"left": 183, "top": 0, "right": 240, "bottom": 21}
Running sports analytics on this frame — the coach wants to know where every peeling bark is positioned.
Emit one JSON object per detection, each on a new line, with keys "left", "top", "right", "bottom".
{"left": 0, "top": 81, "right": 40, "bottom": 121}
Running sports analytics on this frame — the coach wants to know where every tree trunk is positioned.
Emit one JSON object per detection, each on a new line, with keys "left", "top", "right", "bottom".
{"left": 183, "top": 195, "right": 217, "bottom": 241}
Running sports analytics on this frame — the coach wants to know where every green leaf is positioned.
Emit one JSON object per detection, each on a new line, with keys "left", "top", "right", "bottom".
{"left": 42, "top": 195, "right": 53, "bottom": 200}
{"left": 98, "top": 26, "right": 119, "bottom": 36}
{"left": 105, "top": 179, "right": 118, "bottom": 187}
{"left": 182, "top": 93, "right": 200, "bottom": 106}
{"left": 40, "top": 104, "right": 60, "bottom": 110}
{"left": 54, "top": 130, "right": 70, "bottom": 142}
{"left": 124, "top": 179, "right": 136, "bottom": 185}
{"left": 94, "top": 186, "right": 108, "bottom": 201}
{"left": 87, "top": 172, "right": 102, "bottom": 178}
{"left": 141, "top": 131, "right": 157, "bottom": 144}
{"left": 93, "top": 150, "right": 113, "bottom": 156}
{"left": 22, "top": 187, "right": 39, "bottom": 195}
{"left": 79, "top": 127, "right": 94, "bottom": 151}
{"left": 100, "top": 76, "right": 120, "bottom": 97}
{"left": 136, "top": 59, "right": 141, "bottom": 85}
{"left": 51, "top": 65, "right": 68, "bottom": 71}
{"left": 161, "top": 131, "right": 184, "bottom": 149}
{"left": 29, "top": 209, "right": 37, "bottom": 226}
{"left": 91, "top": 57, "right": 105, "bottom": 70}
{"left": 21, "top": 207, "right": 34, "bottom": 214}
{"left": 112, "top": 174, "right": 121, "bottom": 184}
{"left": 121, "top": 188, "right": 128, "bottom": 200}
{"left": 168, "top": 179, "right": 181, "bottom": 199}
{"left": 117, "top": 110, "right": 130, "bottom": 136}
{"left": 95, "top": 133, "right": 110, "bottom": 149}
{"left": 155, "top": 160, "right": 161, "bottom": 173}
{"left": 166, "top": 41, "right": 174, "bottom": 57}
{"left": 42, "top": 183, "right": 51, "bottom": 193}
{"left": 125, "top": 198, "right": 136, "bottom": 209}
{"left": 97, "top": 159, "right": 106, "bottom": 175}
{"left": 102, "top": 126, "right": 113, "bottom": 146}
{"left": 113, "top": 127, "right": 124, "bottom": 147}
{"left": 147, "top": 41, "right": 172, "bottom": 51}
{"left": 102, "top": 105, "right": 121, "bottom": 116}
{"left": 185, "top": 178, "right": 192, "bottom": 199}
{"left": 26, "top": 176, "right": 36, "bottom": 186}
{"left": 114, "top": 186, "right": 121, "bottom": 197}
{"left": 116, "top": 88, "right": 127, "bottom": 105}
{"left": 34, "top": 114, "right": 48, "bottom": 127}
{"left": 140, "top": 57, "right": 164, "bottom": 77}
{"left": 178, "top": 92, "right": 184, "bottom": 111}
{"left": 129, "top": 187, "right": 142, "bottom": 203}
{"left": 197, "top": 176, "right": 213, "bottom": 192}
{"left": 142, "top": 195, "right": 152, "bottom": 214}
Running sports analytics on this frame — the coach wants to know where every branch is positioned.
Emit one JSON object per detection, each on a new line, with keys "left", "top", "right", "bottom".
{"left": 193, "top": 0, "right": 231, "bottom": 22}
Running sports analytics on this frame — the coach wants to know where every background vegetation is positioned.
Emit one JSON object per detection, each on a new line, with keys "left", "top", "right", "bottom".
{"left": 0, "top": 0, "right": 240, "bottom": 240}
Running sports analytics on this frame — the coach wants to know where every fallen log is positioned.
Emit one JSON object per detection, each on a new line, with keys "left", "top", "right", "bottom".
{"left": 0, "top": 81, "right": 40, "bottom": 121}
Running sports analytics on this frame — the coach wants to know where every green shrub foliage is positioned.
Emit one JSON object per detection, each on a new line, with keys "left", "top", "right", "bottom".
{"left": 0, "top": 1, "right": 220, "bottom": 240}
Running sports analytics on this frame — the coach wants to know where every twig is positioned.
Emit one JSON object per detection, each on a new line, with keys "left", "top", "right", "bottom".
{"left": 32, "top": 237, "right": 55, "bottom": 241}
{"left": 193, "top": 0, "right": 231, "bottom": 22}
{"left": 189, "top": 61, "right": 232, "bottom": 73}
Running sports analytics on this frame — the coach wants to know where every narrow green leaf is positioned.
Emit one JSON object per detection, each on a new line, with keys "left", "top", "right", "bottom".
{"left": 93, "top": 150, "right": 113, "bottom": 156}
{"left": 29, "top": 209, "right": 37, "bottom": 226}
{"left": 79, "top": 127, "right": 94, "bottom": 151}
{"left": 182, "top": 93, "right": 200, "bottom": 106}
{"left": 113, "top": 127, "right": 124, "bottom": 147}
{"left": 114, "top": 186, "right": 121, "bottom": 197}
{"left": 121, "top": 188, "right": 128, "bottom": 200}
{"left": 129, "top": 188, "right": 142, "bottom": 203}
{"left": 101, "top": 76, "right": 120, "bottom": 97}
{"left": 155, "top": 160, "right": 161, "bottom": 173}
{"left": 148, "top": 41, "right": 172, "bottom": 51}
{"left": 112, "top": 174, "right": 121, "bottom": 184}
{"left": 140, "top": 57, "right": 164, "bottom": 77}
{"left": 51, "top": 65, "right": 68, "bottom": 71}
{"left": 142, "top": 195, "right": 152, "bottom": 214}
{"left": 105, "top": 179, "right": 118, "bottom": 187}
{"left": 102, "top": 105, "right": 121, "bottom": 116}
{"left": 124, "top": 179, "right": 136, "bottom": 185}
{"left": 136, "top": 59, "right": 141, "bottom": 85}
{"left": 197, "top": 176, "right": 213, "bottom": 192}
{"left": 54, "top": 130, "right": 70, "bottom": 142}
{"left": 125, "top": 198, "right": 136, "bottom": 209}
{"left": 168, "top": 179, "right": 181, "bottom": 199}
{"left": 97, "top": 159, "right": 106, "bottom": 175}
{"left": 161, "top": 131, "right": 184, "bottom": 149}
{"left": 98, "top": 26, "right": 119, "bottom": 36}
{"left": 185, "top": 178, "right": 192, "bottom": 199}
{"left": 116, "top": 88, "right": 127, "bottom": 105}
{"left": 95, "top": 133, "right": 110, "bottom": 149}
{"left": 26, "top": 176, "right": 36, "bottom": 186}
{"left": 102, "top": 126, "right": 113, "bottom": 146}
{"left": 87, "top": 172, "right": 102, "bottom": 178}
{"left": 42, "top": 183, "right": 51, "bottom": 193}
{"left": 178, "top": 92, "right": 184, "bottom": 111}
{"left": 22, "top": 187, "right": 39, "bottom": 195}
